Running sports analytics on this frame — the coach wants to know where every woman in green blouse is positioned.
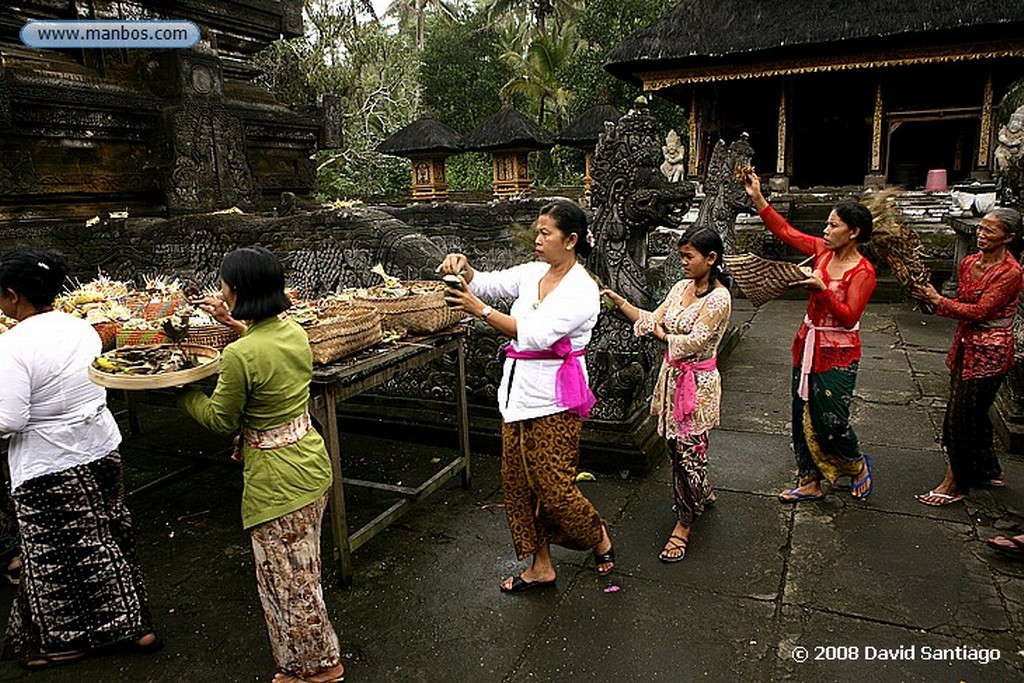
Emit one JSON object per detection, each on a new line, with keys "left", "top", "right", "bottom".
{"left": 179, "top": 247, "right": 344, "bottom": 683}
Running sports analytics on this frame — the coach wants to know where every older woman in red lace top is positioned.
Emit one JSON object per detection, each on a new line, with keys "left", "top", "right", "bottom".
{"left": 743, "top": 171, "right": 877, "bottom": 503}
{"left": 912, "top": 208, "right": 1022, "bottom": 506}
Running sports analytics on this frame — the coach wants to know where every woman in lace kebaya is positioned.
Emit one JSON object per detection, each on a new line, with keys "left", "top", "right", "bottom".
{"left": 602, "top": 227, "right": 732, "bottom": 562}
{"left": 742, "top": 170, "right": 877, "bottom": 503}
{"left": 912, "top": 208, "right": 1022, "bottom": 506}
{"left": 438, "top": 199, "right": 615, "bottom": 591}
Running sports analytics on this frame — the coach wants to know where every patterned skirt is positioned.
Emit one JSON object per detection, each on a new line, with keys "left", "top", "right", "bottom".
{"left": 501, "top": 411, "right": 603, "bottom": 559}
{"left": 791, "top": 364, "right": 865, "bottom": 483}
{"left": 943, "top": 350, "right": 1005, "bottom": 493}
{"left": 4, "top": 451, "right": 153, "bottom": 658}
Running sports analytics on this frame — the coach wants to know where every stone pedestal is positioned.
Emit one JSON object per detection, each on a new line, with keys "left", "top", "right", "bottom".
{"left": 768, "top": 174, "right": 791, "bottom": 193}
{"left": 864, "top": 173, "right": 886, "bottom": 189}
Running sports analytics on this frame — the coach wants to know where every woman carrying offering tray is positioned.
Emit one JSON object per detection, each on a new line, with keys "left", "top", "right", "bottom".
{"left": 438, "top": 199, "right": 616, "bottom": 591}
{"left": 742, "top": 171, "right": 877, "bottom": 503}
{"left": 0, "top": 248, "right": 159, "bottom": 670}
{"left": 178, "top": 247, "right": 344, "bottom": 683}
{"left": 602, "top": 227, "right": 732, "bottom": 562}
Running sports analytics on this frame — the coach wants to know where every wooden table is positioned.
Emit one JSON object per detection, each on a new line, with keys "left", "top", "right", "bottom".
{"left": 309, "top": 328, "right": 471, "bottom": 588}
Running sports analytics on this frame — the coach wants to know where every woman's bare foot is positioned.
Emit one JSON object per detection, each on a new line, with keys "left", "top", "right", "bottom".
{"left": 594, "top": 521, "right": 615, "bottom": 575}
{"left": 915, "top": 468, "right": 962, "bottom": 506}
{"left": 659, "top": 523, "right": 690, "bottom": 562}
{"left": 499, "top": 565, "right": 556, "bottom": 591}
{"left": 272, "top": 662, "right": 345, "bottom": 683}
{"left": 778, "top": 479, "right": 825, "bottom": 502}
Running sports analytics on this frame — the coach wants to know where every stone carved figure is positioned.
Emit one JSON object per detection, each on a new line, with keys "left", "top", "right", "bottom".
{"left": 660, "top": 129, "right": 687, "bottom": 183}
{"left": 587, "top": 98, "right": 696, "bottom": 420}
{"left": 995, "top": 105, "right": 1024, "bottom": 178}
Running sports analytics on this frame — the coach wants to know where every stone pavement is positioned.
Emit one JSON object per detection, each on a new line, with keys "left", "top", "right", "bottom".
{"left": 1, "top": 299, "right": 1023, "bottom": 683}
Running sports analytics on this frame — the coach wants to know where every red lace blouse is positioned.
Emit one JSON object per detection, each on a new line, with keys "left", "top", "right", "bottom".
{"left": 939, "top": 251, "right": 1023, "bottom": 379}
{"left": 759, "top": 206, "right": 877, "bottom": 372}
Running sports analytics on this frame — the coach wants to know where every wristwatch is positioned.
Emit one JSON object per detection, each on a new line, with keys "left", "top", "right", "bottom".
{"left": 480, "top": 305, "right": 494, "bottom": 319}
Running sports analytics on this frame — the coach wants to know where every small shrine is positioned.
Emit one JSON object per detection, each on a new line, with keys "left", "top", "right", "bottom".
{"left": 555, "top": 104, "right": 622, "bottom": 194}
{"left": 463, "top": 106, "right": 553, "bottom": 198}
{"left": 376, "top": 115, "right": 464, "bottom": 201}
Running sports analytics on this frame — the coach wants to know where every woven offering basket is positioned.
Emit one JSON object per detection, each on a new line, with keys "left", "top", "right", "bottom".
{"left": 186, "top": 325, "right": 241, "bottom": 349}
{"left": 354, "top": 281, "right": 463, "bottom": 335}
{"left": 724, "top": 253, "right": 811, "bottom": 307}
{"left": 89, "top": 344, "right": 220, "bottom": 390}
{"left": 305, "top": 304, "right": 382, "bottom": 365}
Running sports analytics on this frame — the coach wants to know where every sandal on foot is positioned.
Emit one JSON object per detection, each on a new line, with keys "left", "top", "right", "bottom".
{"left": 778, "top": 488, "right": 825, "bottom": 503}
{"left": 982, "top": 477, "right": 1006, "bottom": 488}
{"left": 94, "top": 634, "right": 164, "bottom": 657}
{"left": 658, "top": 534, "right": 689, "bottom": 563}
{"left": 915, "top": 490, "right": 963, "bottom": 507}
{"left": 501, "top": 574, "right": 556, "bottom": 593}
{"left": 851, "top": 454, "right": 873, "bottom": 499}
{"left": 20, "top": 650, "right": 87, "bottom": 670}
{"left": 986, "top": 535, "right": 1024, "bottom": 558}
{"left": 594, "top": 521, "right": 616, "bottom": 575}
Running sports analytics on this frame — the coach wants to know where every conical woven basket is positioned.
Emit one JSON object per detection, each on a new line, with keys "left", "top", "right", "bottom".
{"left": 724, "top": 253, "right": 811, "bottom": 307}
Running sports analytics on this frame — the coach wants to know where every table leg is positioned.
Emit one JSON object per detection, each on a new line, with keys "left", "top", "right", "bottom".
{"left": 124, "top": 389, "right": 141, "bottom": 436}
{"left": 320, "top": 383, "right": 353, "bottom": 589}
{"left": 456, "top": 340, "right": 471, "bottom": 489}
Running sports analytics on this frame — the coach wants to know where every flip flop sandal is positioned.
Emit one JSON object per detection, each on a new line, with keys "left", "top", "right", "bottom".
{"left": 851, "top": 454, "right": 873, "bottom": 499}
{"left": 501, "top": 574, "right": 557, "bottom": 593}
{"left": 777, "top": 488, "right": 825, "bottom": 503}
{"left": 915, "top": 490, "right": 964, "bottom": 506}
{"left": 658, "top": 534, "right": 689, "bottom": 563}
{"left": 594, "top": 520, "right": 616, "bottom": 575}
{"left": 982, "top": 477, "right": 1006, "bottom": 488}
{"left": 986, "top": 536, "right": 1024, "bottom": 558}
{"left": 20, "top": 650, "right": 87, "bottom": 670}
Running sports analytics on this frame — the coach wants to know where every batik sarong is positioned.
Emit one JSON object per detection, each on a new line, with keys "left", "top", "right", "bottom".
{"left": 944, "top": 350, "right": 1005, "bottom": 494}
{"left": 670, "top": 433, "right": 715, "bottom": 528}
{"left": 792, "top": 364, "right": 865, "bottom": 483}
{"left": 250, "top": 492, "right": 341, "bottom": 678}
{"left": 4, "top": 451, "right": 153, "bottom": 658}
{"left": 501, "top": 411, "right": 603, "bottom": 559}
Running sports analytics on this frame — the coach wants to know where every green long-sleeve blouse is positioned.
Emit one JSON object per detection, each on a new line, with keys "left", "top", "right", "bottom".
{"left": 179, "top": 316, "right": 332, "bottom": 529}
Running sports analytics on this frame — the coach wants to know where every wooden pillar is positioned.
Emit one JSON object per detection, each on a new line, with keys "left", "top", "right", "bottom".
{"left": 584, "top": 149, "right": 593, "bottom": 195}
{"left": 865, "top": 80, "right": 886, "bottom": 188}
{"left": 688, "top": 88, "right": 700, "bottom": 178}
{"left": 976, "top": 71, "right": 994, "bottom": 179}
{"left": 770, "top": 83, "right": 790, "bottom": 192}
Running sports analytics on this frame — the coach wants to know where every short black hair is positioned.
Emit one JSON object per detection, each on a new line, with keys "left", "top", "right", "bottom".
{"left": 0, "top": 248, "right": 69, "bottom": 309}
{"left": 219, "top": 247, "right": 291, "bottom": 321}
{"left": 539, "top": 199, "right": 592, "bottom": 258}
{"left": 833, "top": 200, "right": 874, "bottom": 242}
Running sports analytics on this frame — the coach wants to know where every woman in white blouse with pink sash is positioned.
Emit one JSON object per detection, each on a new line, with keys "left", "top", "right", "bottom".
{"left": 439, "top": 200, "right": 615, "bottom": 592}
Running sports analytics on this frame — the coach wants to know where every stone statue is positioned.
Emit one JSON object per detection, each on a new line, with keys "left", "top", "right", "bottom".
{"left": 995, "top": 105, "right": 1024, "bottom": 178}
{"left": 660, "top": 129, "right": 687, "bottom": 183}
{"left": 586, "top": 97, "right": 696, "bottom": 421}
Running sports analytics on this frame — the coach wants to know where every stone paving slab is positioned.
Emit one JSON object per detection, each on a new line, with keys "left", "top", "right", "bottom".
{"left": 774, "top": 605, "right": 1020, "bottom": 683}
{"left": 784, "top": 506, "right": 1010, "bottom": 633}
{"left": 719, "top": 390, "right": 792, "bottom": 435}
{"left": 853, "top": 400, "right": 940, "bottom": 451}
{"left": 509, "top": 584, "right": 778, "bottom": 683}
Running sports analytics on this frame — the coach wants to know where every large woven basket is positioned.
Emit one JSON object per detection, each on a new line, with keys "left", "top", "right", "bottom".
{"left": 305, "top": 304, "right": 382, "bottom": 365}
{"left": 354, "top": 281, "right": 463, "bottom": 335}
{"left": 187, "top": 325, "right": 241, "bottom": 349}
{"left": 89, "top": 344, "right": 220, "bottom": 390}
{"left": 724, "top": 253, "right": 811, "bottom": 307}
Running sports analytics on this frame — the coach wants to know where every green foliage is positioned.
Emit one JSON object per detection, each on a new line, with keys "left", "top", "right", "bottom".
{"left": 445, "top": 153, "right": 493, "bottom": 191}
{"left": 419, "top": 13, "right": 512, "bottom": 134}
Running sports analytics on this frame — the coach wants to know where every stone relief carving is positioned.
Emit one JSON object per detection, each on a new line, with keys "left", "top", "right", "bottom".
{"left": 587, "top": 98, "right": 697, "bottom": 420}
{"left": 996, "top": 105, "right": 1024, "bottom": 207}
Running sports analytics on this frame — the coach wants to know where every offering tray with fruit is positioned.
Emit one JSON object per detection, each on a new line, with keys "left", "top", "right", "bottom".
{"left": 89, "top": 343, "right": 220, "bottom": 390}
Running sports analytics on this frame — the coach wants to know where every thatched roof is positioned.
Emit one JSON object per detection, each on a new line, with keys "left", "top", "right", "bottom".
{"left": 606, "top": 0, "right": 1024, "bottom": 82}
{"left": 555, "top": 104, "right": 622, "bottom": 147}
{"left": 376, "top": 115, "right": 464, "bottom": 156}
{"left": 462, "top": 106, "right": 554, "bottom": 152}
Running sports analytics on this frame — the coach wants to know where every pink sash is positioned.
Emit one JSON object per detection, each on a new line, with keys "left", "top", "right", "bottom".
{"left": 505, "top": 337, "right": 596, "bottom": 418}
{"left": 664, "top": 353, "right": 717, "bottom": 435}
{"left": 798, "top": 314, "right": 859, "bottom": 401}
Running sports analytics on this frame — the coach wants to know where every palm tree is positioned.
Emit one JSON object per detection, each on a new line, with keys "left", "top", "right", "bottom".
{"left": 482, "top": 0, "right": 581, "bottom": 36}
{"left": 500, "top": 24, "right": 581, "bottom": 129}
{"left": 385, "top": 0, "right": 463, "bottom": 49}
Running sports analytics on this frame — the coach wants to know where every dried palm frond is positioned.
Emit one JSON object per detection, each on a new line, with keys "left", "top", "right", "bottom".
{"left": 863, "top": 188, "right": 935, "bottom": 314}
